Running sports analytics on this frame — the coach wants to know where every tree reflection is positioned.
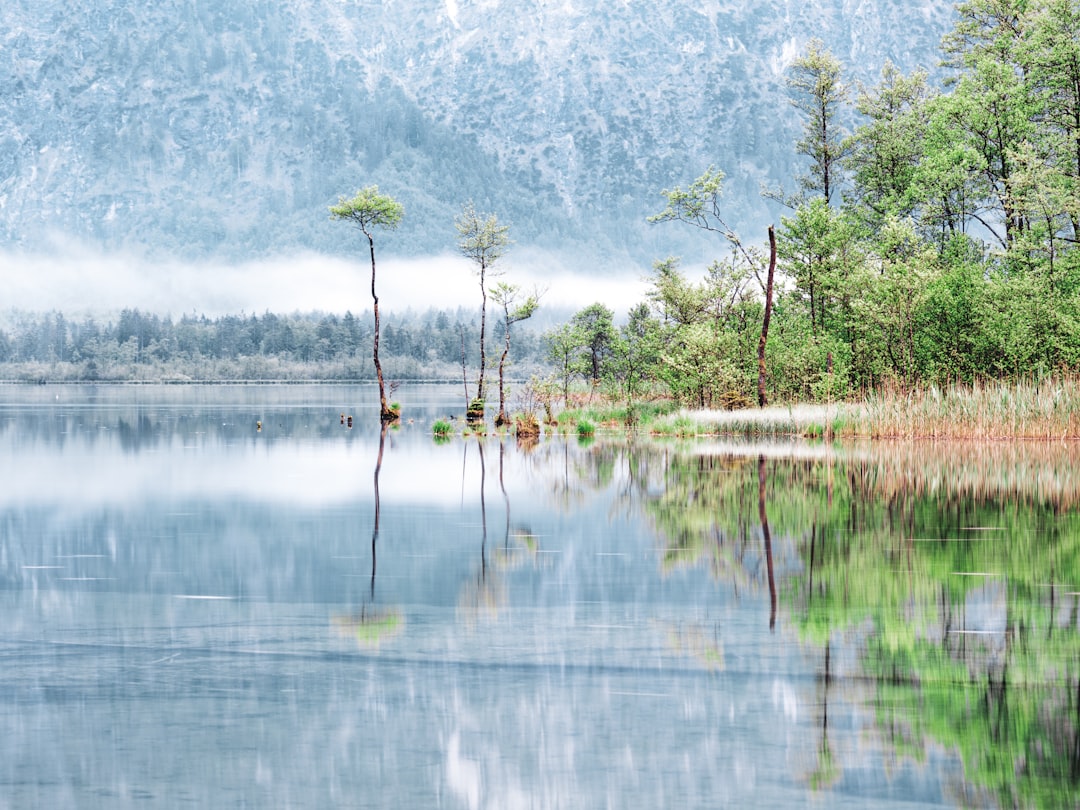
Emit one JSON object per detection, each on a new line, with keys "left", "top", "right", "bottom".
{"left": 371, "top": 422, "right": 386, "bottom": 600}
{"left": 334, "top": 423, "right": 402, "bottom": 647}
{"left": 458, "top": 436, "right": 502, "bottom": 620}
{"left": 758, "top": 454, "right": 777, "bottom": 631}
{"left": 458, "top": 438, "right": 539, "bottom": 623}
{"left": 558, "top": 438, "right": 1080, "bottom": 806}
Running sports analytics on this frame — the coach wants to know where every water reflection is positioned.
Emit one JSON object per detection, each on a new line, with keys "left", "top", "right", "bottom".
{"left": 333, "top": 423, "right": 405, "bottom": 647}
{"left": 2, "top": 386, "right": 1078, "bottom": 808}
{"left": 569, "top": 438, "right": 1080, "bottom": 808}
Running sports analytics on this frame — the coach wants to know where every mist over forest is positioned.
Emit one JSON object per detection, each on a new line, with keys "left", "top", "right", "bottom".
{"left": 2, "top": 0, "right": 952, "bottom": 284}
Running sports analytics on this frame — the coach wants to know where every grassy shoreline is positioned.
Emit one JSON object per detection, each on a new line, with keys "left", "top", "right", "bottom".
{"left": 557, "top": 378, "right": 1080, "bottom": 441}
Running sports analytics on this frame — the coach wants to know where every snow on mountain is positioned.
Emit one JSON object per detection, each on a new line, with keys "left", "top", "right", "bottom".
{"left": 0, "top": 0, "right": 953, "bottom": 276}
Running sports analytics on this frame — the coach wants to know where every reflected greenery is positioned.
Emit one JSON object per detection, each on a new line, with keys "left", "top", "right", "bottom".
{"left": 563, "top": 438, "right": 1080, "bottom": 809}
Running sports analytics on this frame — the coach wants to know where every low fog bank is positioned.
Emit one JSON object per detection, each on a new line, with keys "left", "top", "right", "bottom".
{"left": 0, "top": 243, "right": 653, "bottom": 324}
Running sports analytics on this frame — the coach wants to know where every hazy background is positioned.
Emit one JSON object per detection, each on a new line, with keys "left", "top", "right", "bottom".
{"left": 0, "top": 0, "right": 954, "bottom": 319}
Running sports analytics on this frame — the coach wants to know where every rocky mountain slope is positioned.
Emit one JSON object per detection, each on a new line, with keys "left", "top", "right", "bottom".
{"left": 0, "top": 0, "right": 955, "bottom": 270}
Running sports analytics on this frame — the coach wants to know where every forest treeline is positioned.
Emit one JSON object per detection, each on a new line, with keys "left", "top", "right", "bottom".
{"left": 620, "top": 0, "right": 1080, "bottom": 406}
{"left": 0, "top": 308, "right": 547, "bottom": 383}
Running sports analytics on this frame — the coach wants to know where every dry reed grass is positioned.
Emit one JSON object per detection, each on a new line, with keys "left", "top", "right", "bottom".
{"left": 662, "top": 378, "right": 1080, "bottom": 441}
{"left": 857, "top": 377, "right": 1080, "bottom": 439}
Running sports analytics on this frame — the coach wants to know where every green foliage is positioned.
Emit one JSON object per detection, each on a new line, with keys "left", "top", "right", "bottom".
{"left": 647, "top": 167, "right": 730, "bottom": 234}
{"left": 570, "top": 303, "right": 618, "bottom": 386}
{"left": 456, "top": 201, "right": 512, "bottom": 405}
{"left": 455, "top": 201, "right": 511, "bottom": 270}
{"left": 466, "top": 398, "right": 485, "bottom": 421}
{"left": 630, "top": 1, "right": 1080, "bottom": 405}
{"left": 432, "top": 419, "right": 453, "bottom": 437}
{"left": 785, "top": 38, "right": 850, "bottom": 204}
{"left": 559, "top": 439, "right": 1080, "bottom": 809}
{"left": 329, "top": 186, "right": 404, "bottom": 234}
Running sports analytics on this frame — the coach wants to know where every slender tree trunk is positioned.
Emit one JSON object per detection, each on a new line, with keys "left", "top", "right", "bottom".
{"left": 478, "top": 438, "right": 487, "bottom": 581}
{"left": 460, "top": 326, "right": 469, "bottom": 414}
{"left": 367, "top": 232, "right": 392, "bottom": 421}
{"left": 757, "top": 225, "right": 777, "bottom": 407}
{"left": 496, "top": 326, "right": 510, "bottom": 426}
{"left": 499, "top": 442, "right": 510, "bottom": 549}
{"left": 476, "top": 263, "right": 487, "bottom": 404}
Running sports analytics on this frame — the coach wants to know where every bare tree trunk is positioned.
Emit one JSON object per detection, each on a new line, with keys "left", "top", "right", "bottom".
{"left": 368, "top": 233, "right": 392, "bottom": 422}
{"left": 496, "top": 328, "right": 511, "bottom": 426}
{"left": 757, "top": 225, "right": 777, "bottom": 408}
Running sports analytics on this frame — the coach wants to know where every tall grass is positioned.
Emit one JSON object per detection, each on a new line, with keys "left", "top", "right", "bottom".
{"left": 647, "top": 378, "right": 1080, "bottom": 439}
{"left": 857, "top": 377, "right": 1080, "bottom": 439}
{"left": 651, "top": 404, "right": 850, "bottom": 438}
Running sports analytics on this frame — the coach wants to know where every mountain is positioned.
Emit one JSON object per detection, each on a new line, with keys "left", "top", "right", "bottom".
{"left": 0, "top": 0, "right": 955, "bottom": 272}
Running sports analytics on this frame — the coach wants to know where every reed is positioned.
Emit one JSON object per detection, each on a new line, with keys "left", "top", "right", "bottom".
{"left": 857, "top": 377, "right": 1080, "bottom": 439}
{"left": 650, "top": 378, "right": 1080, "bottom": 439}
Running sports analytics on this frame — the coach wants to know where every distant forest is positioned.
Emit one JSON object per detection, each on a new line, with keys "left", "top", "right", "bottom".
{"left": 0, "top": 308, "right": 547, "bottom": 383}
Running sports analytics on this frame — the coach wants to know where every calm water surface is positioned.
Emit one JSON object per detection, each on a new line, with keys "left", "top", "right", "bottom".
{"left": 1, "top": 384, "right": 1077, "bottom": 808}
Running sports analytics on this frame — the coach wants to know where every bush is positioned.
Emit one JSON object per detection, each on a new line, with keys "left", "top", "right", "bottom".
{"left": 515, "top": 412, "right": 541, "bottom": 438}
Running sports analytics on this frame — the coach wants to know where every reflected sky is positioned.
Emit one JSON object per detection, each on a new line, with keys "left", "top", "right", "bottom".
{"left": 1, "top": 385, "right": 1072, "bottom": 808}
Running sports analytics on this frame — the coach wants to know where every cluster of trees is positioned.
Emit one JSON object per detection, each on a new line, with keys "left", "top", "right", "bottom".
{"left": 558, "top": 0, "right": 1080, "bottom": 407}
{"left": 0, "top": 307, "right": 546, "bottom": 383}
{"left": 332, "top": 187, "right": 540, "bottom": 421}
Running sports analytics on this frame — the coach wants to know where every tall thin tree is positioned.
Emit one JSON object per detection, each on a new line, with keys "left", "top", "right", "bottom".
{"left": 456, "top": 202, "right": 511, "bottom": 414}
{"left": 787, "top": 38, "right": 851, "bottom": 205}
{"left": 490, "top": 282, "right": 540, "bottom": 426}
{"left": 330, "top": 186, "right": 404, "bottom": 422}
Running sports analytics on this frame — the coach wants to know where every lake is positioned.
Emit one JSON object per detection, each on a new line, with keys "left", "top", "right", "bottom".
{"left": 0, "top": 384, "right": 1077, "bottom": 808}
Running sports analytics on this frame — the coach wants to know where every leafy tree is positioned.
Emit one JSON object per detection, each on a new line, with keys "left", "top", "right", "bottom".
{"left": 1022, "top": 0, "right": 1080, "bottom": 240}
{"left": 543, "top": 323, "right": 583, "bottom": 402}
{"left": 330, "top": 185, "right": 404, "bottom": 422}
{"left": 609, "top": 302, "right": 663, "bottom": 404}
{"left": 570, "top": 303, "right": 617, "bottom": 388}
{"left": 786, "top": 38, "right": 851, "bottom": 205}
{"left": 942, "top": 0, "right": 1035, "bottom": 250}
{"left": 647, "top": 257, "right": 711, "bottom": 327}
{"left": 650, "top": 167, "right": 779, "bottom": 405}
{"left": 847, "top": 62, "right": 933, "bottom": 226}
{"left": 490, "top": 282, "right": 539, "bottom": 426}
{"left": 777, "top": 198, "right": 859, "bottom": 338}
{"left": 456, "top": 201, "right": 511, "bottom": 409}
